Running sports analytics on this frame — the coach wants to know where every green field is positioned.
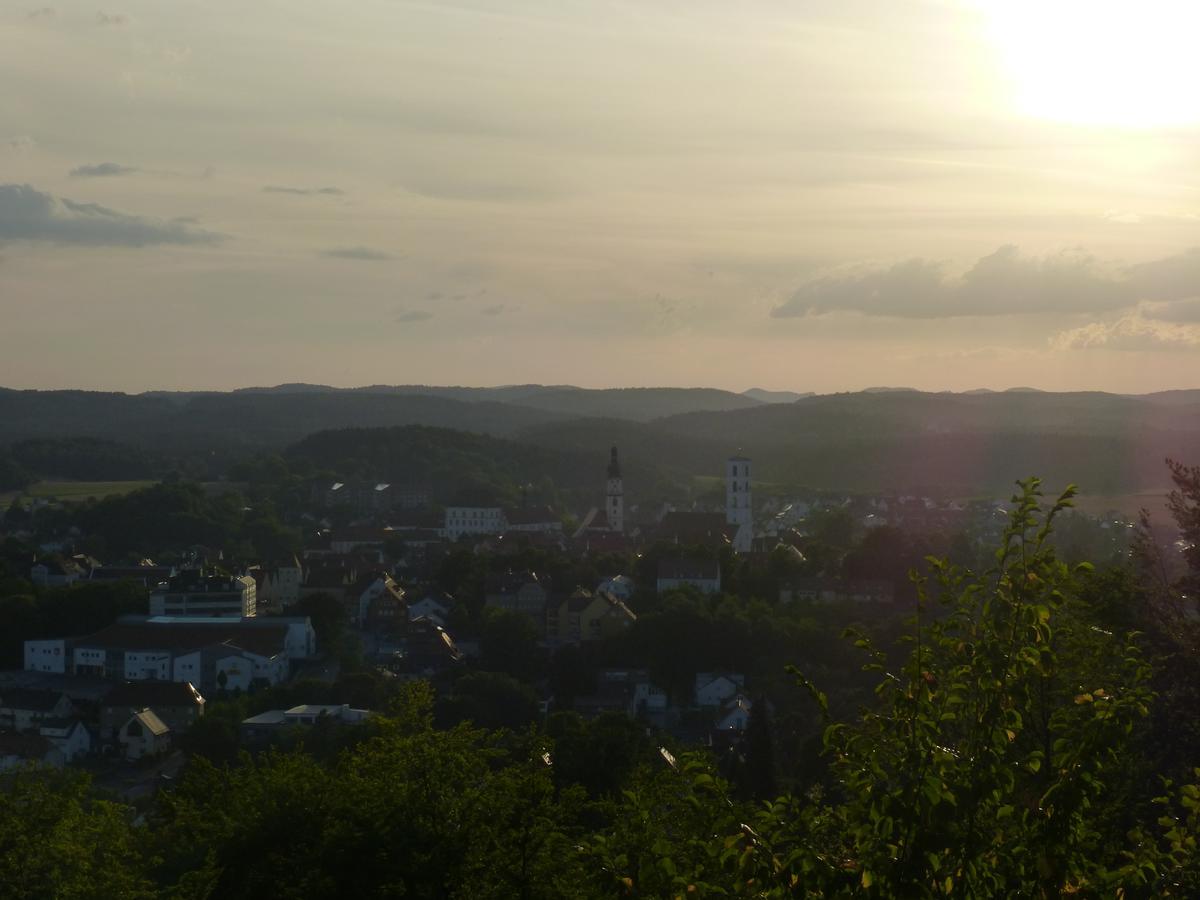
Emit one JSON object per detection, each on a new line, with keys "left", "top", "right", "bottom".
{"left": 1, "top": 480, "right": 158, "bottom": 505}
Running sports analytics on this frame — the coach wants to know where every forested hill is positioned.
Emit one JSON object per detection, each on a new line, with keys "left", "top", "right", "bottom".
{"left": 233, "top": 383, "right": 763, "bottom": 421}
{"left": 2, "top": 385, "right": 1198, "bottom": 496}
{"left": 517, "top": 389, "right": 1200, "bottom": 496}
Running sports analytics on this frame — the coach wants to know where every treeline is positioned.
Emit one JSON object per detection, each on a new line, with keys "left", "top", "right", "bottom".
{"left": 5, "top": 482, "right": 303, "bottom": 562}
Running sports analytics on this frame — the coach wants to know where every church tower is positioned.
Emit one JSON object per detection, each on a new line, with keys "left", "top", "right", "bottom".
{"left": 606, "top": 446, "right": 624, "bottom": 533}
{"left": 726, "top": 454, "right": 752, "bottom": 552}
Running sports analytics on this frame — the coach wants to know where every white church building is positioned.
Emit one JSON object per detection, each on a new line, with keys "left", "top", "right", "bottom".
{"left": 726, "top": 454, "right": 754, "bottom": 553}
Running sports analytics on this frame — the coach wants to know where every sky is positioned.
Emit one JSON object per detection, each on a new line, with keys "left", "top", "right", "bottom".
{"left": 2, "top": 0, "right": 1200, "bottom": 394}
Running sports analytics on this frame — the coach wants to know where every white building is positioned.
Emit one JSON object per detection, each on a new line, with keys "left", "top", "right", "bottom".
{"left": 39, "top": 719, "right": 91, "bottom": 762}
{"left": 656, "top": 558, "right": 721, "bottom": 596}
{"left": 443, "top": 507, "right": 507, "bottom": 540}
{"left": 149, "top": 573, "right": 257, "bottom": 618}
{"left": 606, "top": 446, "right": 624, "bottom": 533}
{"left": 24, "top": 615, "right": 315, "bottom": 692}
{"left": 726, "top": 455, "right": 753, "bottom": 553}
{"left": 694, "top": 672, "right": 746, "bottom": 708}
{"left": 120, "top": 710, "right": 170, "bottom": 761}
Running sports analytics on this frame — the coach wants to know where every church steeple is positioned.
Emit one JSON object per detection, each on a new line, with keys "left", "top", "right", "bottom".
{"left": 607, "top": 445, "right": 621, "bottom": 478}
{"left": 606, "top": 446, "right": 624, "bottom": 533}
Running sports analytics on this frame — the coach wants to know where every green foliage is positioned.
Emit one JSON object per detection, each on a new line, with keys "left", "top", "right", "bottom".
{"left": 0, "top": 767, "right": 155, "bottom": 899}
{"left": 10, "top": 437, "right": 157, "bottom": 482}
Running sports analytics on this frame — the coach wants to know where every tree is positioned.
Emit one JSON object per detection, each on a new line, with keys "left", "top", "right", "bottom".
{"left": 478, "top": 607, "right": 544, "bottom": 681}
{"left": 0, "top": 767, "right": 154, "bottom": 899}
{"left": 285, "top": 591, "right": 347, "bottom": 654}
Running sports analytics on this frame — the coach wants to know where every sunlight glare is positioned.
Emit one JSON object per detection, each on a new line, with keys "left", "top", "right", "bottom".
{"left": 975, "top": 0, "right": 1200, "bottom": 127}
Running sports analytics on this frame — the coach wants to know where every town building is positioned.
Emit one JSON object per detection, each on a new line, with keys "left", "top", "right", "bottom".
{"left": 778, "top": 577, "right": 894, "bottom": 605}
{"left": 606, "top": 446, "right": 624, "bottom": 533}
{"left": 443, "top": 506, "right": 507, "bottom": 540}
{"left": 241, "top": 703, "right": 373, "bottom": 745}
{"left": 656, "top": 558, "right": 722, "bottom": 595}
{"left": 726, "top": 455, "right": 753, "bottom": 553}
{"left": 38, "top": 719, "right": 91, "bottom": 762}
{"left": 149, "top": 570, "right": 257, "bottom": 618}
{"left": 545, "top": 588, "right": 636, "bottom": 645}
{"left": 30, "top": 556, "right": 86, "bottom": 588}
{"left": 120, "top": 709, "right": 171, "bottom": 761}
{"left": 99, "top": 681, "right": 205, "bottom": 741}
{"left": 0, "top": 688, "right": 75, "bottom": 732}
{"left": 24, "top": 615, "right": 316, "bottom": 692}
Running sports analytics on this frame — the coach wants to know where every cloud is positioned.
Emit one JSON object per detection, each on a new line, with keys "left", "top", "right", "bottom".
{"left": 1127, "top": 248, "right": 1200, "bottom": 303}
{"left": 322, "top": 246, "right": 394, "bottom": 261}
{"left": 3, "top": 135, "right": 36, "bottom": 153}
{"left": 0, "top": 183, "right": 221, "bottom": 246}
{"left": 480, "top": 304, "right": 509, "bottom": 315}
{"left": 1143, "top": 297, "right": 1200, "bottom": 323}
{"left": 70, "top": 162, "right": 138, "bottom": 177}
{"left": 1102, "top": 209, "right": 1141, "bottom": 225}
{"left": 96, "top": 11, "right": 127, "bottom": 26}
{"left": 395, "top": 310, "right": 433, "bottom": 323}
{"left": 1051, "top": 313, "right": 1200, "bottom": 352}
{"left": 262, "top": 185, "right": 343, "bottom": 196}
{"left": 771, "top": 245, "right": 1200, "bottom": 320}
{"left": 26, "top": 7, "right": 55, "bottom": 18}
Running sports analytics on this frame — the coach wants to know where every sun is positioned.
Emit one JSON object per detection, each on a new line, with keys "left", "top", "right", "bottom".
{"left": 974, "top": 0, "right": 1200, "bottom": 128}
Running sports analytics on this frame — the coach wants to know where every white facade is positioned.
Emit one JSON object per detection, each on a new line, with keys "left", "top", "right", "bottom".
{"left": 695, "top": 672, "right": 746, "bottom": 708}
{"left": 173, "top": 651, "right": 203, "bottom": 684}
{"left": 24, "top": 639, "right": 67, "bottom": 674}
{"left": 150, "top": 576, "right": 257, "bottom": 618}
{"left": 125, "top": 651, "right": 170, "bottom": 681}
{"left": 40, "top": 720, "right": 91, "bottom": 762}
{"left": 725, "top": 456, "right": 753, "bottom": 553}
{"left": 606, "top": 446, "right": 624, "bottom": 533}
{"left": 716, "top": 695, "right": 752, "bottom": 731}
{"left": 443, "top": 507, "right": 507, "bottom": 539}
{"left": 215, "top": 655, "right": 255, "bottom": 692}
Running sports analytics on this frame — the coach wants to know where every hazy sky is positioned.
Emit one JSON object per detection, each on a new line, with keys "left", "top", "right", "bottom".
{"left": 3, "top": 0, "right": 1200, "bottom": 393}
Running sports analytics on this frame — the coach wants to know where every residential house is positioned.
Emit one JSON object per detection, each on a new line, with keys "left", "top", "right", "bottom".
{"left": 359, "top": 574, "right": 407, "bottom": 631}
{"left": 545, "top": 589, "right": 636, "bottom": 644}
{"left": 656, "top": 558, "right": 721, "bottom": 595}
{"left": 120, "top": 709, "right": 171, "bottom": 761}
{"left": 694, "top": 673, "right": 746, "bottom": 708}
{"left": 100, "top": 681, "right": 205, "bottom": 741}
{"left": 597, "top": 575, "right": 636, "bottom": 603}
{"left": 251, "top": 556, "right": 303, "bottom": 614}
{"left": 714, "top": 694, "right": 752, "bottom": 732}
{"left": 30, "top": 556, "right": 85, "bottom": 588}
{"left": 484, "top": 571, "right": 550, "bottom": 626}
{"left": 0, "top": 733, "right": 65, "bottom": 771}
{"left": 573, "top": 669, "right": 669, "bottom": 719}
{"left": 38, "top": 719, "right": 91, "bottom": 762}
{"left": 0, "top": 688, "right": 75, "bottom": 732}
{"left": 406, "top": 592, "right": 451, "bottom": 627}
